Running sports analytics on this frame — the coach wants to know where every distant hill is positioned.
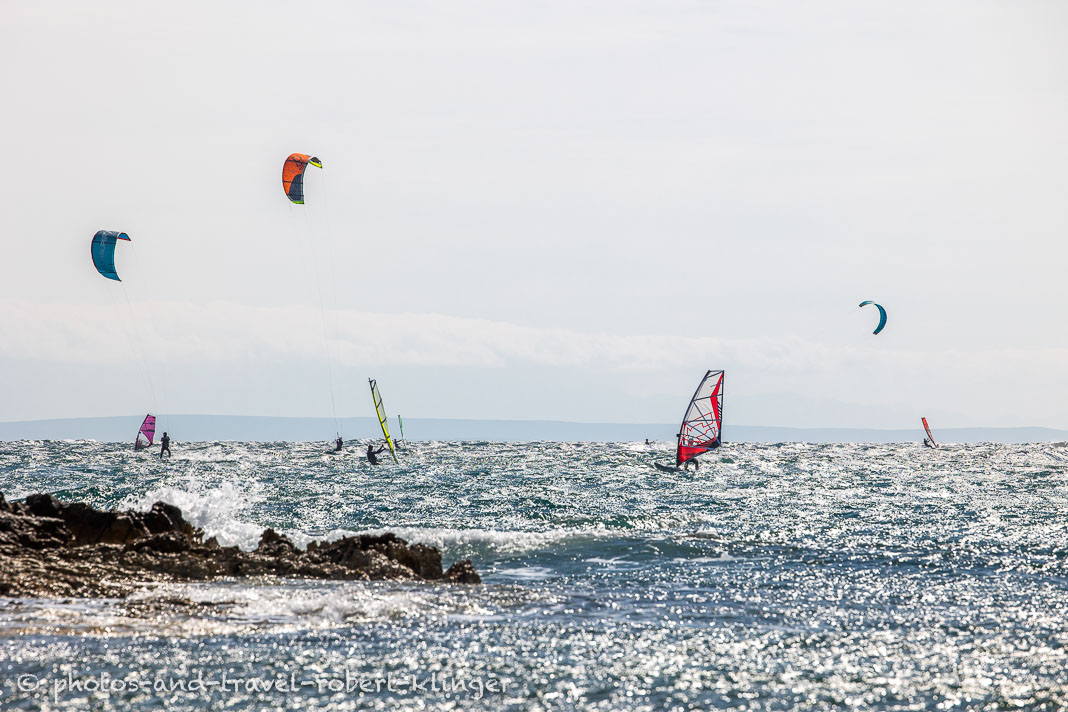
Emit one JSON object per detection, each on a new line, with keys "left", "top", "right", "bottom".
{"left": 1, "top": 415, "right": 1066, "bottom": 444}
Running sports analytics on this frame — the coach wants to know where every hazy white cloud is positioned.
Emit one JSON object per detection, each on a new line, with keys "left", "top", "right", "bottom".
{"left": 3, "top": 297, "right": 1068, "bottom": 427}
{"left": 4, "top": 298, "right": 1067, "bottom": 376}
{"left": 1, "top": 298, "right": 803, "bottom": 369}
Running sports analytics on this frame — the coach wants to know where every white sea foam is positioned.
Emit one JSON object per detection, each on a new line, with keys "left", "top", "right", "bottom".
{"left": 115, "top": 483, "right": 621, "bottom": 558}
{"left": 499, "top": 566, "right": 555, "bottom": 581}
{"left": 117, "top": 483, "right": 618, "bottom": 557}
{"left": 139, "top": 582, "right": 441, "bottom": 625}
{"left": 120, "top": 478, "right": 267, "bottom": 550}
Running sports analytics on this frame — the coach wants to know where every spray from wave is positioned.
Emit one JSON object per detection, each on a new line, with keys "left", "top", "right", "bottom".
{"left": 120, "top": 477, "right": 268, "bottom": 550}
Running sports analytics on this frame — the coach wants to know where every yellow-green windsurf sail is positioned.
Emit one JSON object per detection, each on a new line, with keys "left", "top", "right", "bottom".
{"left": 368, "top": 378, "right": 398, "bottom": 463}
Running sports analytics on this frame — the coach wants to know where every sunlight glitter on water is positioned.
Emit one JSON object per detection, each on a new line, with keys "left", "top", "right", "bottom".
{"left": 2, "top": 440, "right": 1067, "bottom": 710}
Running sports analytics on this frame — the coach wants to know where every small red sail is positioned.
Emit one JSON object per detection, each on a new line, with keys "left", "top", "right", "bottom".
{"left": 921, "top": 417, "right": 936, "bottom": 446}
{"left": 676, "top": 370, "right": 724, "bottom": 466}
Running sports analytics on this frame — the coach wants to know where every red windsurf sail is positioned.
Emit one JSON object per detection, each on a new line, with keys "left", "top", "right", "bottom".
{"left": 921, "top": 417, "right": 936, "bottom": 447}
{"left": 676, "top": 370, "right": 724, "bottom": 466}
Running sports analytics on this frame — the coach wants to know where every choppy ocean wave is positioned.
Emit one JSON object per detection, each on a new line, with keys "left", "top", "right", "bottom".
{"left": 2, "top": 440, "right": 1067, "bottom": 710}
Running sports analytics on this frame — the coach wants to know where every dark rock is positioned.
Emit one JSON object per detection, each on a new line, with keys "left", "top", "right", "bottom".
{"left": 443, "top": 559, "right": 482, "bottom": 584}
{"left": 379, "top": 541, "right": 443, "bottom": 580}
{"left": 126, "top": 532, "right": 191, "bottom": 554}
{"left": 60, "top": 502, "right": 150, "bottom": 546}
{"left": 141, "top": 502, "right": 196, "bottom": 541}
{"left": 360, "top": 549, "right": 420, "bottom": 581}
{"left": 313, "top": 535, "right": 369, "bottom": 568}
{"left": 0, "top": 493, "right": 480, "bottom": 598}
{"left": 23, "top": 493, "right": 63, "bottom": 519}
{"left": 359, "top": 533, "right": 403, "bottom": 548}
{"left": 256, "top": 528, "right": 296, "bottom": 557}
{"left": 0, "top": 510, "right": 73, "bottom": 550}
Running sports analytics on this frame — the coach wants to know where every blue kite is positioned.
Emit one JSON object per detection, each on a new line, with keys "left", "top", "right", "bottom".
{"left": 858, "top": 301, "right": 887, "bottom": 335}
{"left": 91, "top": 230, "right": 131, "bottom": 281}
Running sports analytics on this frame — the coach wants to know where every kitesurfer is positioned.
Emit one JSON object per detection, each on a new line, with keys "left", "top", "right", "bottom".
{"left": 159, "top": 432, "right": 171, "bottom": 459}
{"left": 366, "top": 443, "right": 387, "bottom": 465}
{"left": 335, "top": 436, "right": 343, "bottom": 452}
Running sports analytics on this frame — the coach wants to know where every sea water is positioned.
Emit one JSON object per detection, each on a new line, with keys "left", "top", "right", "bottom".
{"left": 1, "top": 440, "right": 1067, "bottom": 710}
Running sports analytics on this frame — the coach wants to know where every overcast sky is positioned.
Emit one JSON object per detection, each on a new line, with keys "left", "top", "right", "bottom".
{"left": 2, "top": 0, "right": 1067, "bottom": 428}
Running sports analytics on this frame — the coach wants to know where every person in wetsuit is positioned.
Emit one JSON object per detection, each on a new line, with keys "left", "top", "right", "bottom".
{"left": 159, "top": 432, "right": 171, "bottom": 459}
{"left": 675, "top": 433, "right": 700, "bottom": 471}
{"left": 335, "top": 436, "right": 343, "bottom": 452}
{"left": 923, "top": 438, "right": 935, "bottom": 449}
{"left": 366, "top": 443, "right": 387, "bottom": 465}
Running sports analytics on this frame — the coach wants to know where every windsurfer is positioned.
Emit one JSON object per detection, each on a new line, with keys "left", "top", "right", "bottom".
{"left": 921, "top": 418, "right": 937, "bottom": 449}
{"left": 366, "top": 443, "right": 387, "bottom": 465}
{"left": 664, "top": 370, "right": 724, "bottom": 474}
{"left": 159, "top": 432, "right": 171, "bottom": 459}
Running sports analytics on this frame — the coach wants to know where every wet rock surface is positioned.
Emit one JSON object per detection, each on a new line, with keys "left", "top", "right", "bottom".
{"left": 0, "top": 492, "right": 480, "bottom": 598}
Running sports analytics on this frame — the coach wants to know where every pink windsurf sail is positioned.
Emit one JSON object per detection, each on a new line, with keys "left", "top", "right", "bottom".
{"left": 135, "top": 414, "right": 156, "bottom": 450}
{"left": 676, "top": 370, "right": 724, "bottom": 467}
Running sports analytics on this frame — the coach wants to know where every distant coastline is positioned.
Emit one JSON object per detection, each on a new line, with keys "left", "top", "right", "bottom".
{"left": 1, "top": 415, "right": 1066, "bottom": 444}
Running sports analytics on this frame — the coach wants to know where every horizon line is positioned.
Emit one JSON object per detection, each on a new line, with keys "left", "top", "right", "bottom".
{"left": 2, "top": 414, "right": 1067, "bottom": 433}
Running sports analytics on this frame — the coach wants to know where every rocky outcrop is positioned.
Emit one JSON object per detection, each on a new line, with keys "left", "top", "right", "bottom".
{"left": 0, "top": 493, "right": 480, "bottom": 598}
